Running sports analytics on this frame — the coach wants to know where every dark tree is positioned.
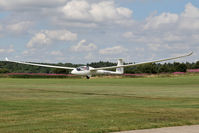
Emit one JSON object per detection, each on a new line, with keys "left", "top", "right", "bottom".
{"left": 194, "top": 61, "right": 199, "bottom": 69}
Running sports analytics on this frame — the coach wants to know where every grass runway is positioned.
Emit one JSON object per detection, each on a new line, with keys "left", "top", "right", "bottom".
{"left": 0, "top": 75, "right": 199, "bottom": 133}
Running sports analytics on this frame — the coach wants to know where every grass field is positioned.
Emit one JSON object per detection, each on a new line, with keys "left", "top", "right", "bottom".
{"left": 0, "top": 75, "right": 199, "bottom": 133}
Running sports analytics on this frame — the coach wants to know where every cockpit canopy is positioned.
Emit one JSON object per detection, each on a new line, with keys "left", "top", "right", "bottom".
{"left": 76, "top": 66, "right": 89, "bottom": 71}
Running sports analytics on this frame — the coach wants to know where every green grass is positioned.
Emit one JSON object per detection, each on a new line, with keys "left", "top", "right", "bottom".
{"left": 0, "top": 75, "right": 199, "bottom": 133}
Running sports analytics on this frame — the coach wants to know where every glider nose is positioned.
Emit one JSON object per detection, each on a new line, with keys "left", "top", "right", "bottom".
{"left": 71, "top": 70, "right": 74, "bottom": 74}
{"left": 71, "top": 69, "right": 76, "bottom": 75}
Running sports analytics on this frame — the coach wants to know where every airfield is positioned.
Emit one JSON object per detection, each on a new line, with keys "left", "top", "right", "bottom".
{"left": 0, "top": 75, "right": 199, "bottom": 133}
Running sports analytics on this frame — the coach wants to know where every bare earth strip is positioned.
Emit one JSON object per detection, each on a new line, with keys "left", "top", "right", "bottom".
{"left": 113, "top": 125, "right": 199, "bottom": 133}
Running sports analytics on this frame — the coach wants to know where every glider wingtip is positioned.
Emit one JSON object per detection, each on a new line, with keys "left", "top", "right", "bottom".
{"left": 5, "top": 57, "right": 9, "bottom": 61}
{"left": 188, "top": 51, "right": 193, "bottom": 56}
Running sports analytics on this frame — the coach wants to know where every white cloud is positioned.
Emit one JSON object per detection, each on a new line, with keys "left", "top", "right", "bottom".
{"left": 123, "top": 32, "right": 135, "bottom": 38}
{"left": 0, "top": 21, "right": 34, "bottom": 36}
{"left": 62, "top": 0, "right": 90, "bottom": 20}
{"left": 52, "top": 21, "right": 98, "bottom": 28}
{"left": 22, "top": 50, "right": 29, "bottom": 55}
{"left": 44, "top": 30, "right": 77, "bottom": 41}
{"left": 138, "top": 3, "right": 199, "bottom": 32}
{"left": 0, "top": 49, "right": 6, "bottom": 53}
{"left": 147, "top": 42, "right": 191, "bottom": 53}
{"left": 179, "top": 19, "right": 199, "bottom": 30}
{"left": 162, "top": 33, "right": 182, "bottom": 42}
{"left": 147, "top": 43, "right": 161, "bottom": 51}
{"left": 27, "top": 30, "right": 77, "bottom": 48}
{"left": 27, "top": 32, "right": 51, "bottom": 48}
{"left": 89, "top": 1, "right": 132, "bottom": 22}
{"left": 135, "top": 47, "right": 145, "bottom": 52}
{"left": 5, "top": 21, "right": 33, "bottom": 34}
{"left": 0, "top": 45, "right": 15, "bottom": 53}
{"left": 99, "top": 45, "right": 127, "bottom": 55}
{"left": 144, "top": 12, "right": 179, "bottom": 29}
{"left": 181, "top": 3, "right": 199, "bottom": 18}
{"left": 117, "top": 7, "right": 132, "bottom": 18}
{"left": 50, "top": 51, "right": 63, "bottom": 56}
{"left": 0, "top": 0, "right": 134, "bottom": 30}
{"left": 71, "top": 40, "right": 97, "bottom": 52}
{"left": 62, "top": 0, "right": 132, "bottom": 23}
{"left": 178, "top": 3, "right": 199, "bottom": 30}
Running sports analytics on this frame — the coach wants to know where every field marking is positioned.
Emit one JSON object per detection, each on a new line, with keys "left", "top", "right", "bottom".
{"left": 113, "top": 125, "right": 199, "bottom": 133}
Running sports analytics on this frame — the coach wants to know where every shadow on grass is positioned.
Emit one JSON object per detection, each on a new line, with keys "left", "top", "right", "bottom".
{"left": 29, "top": 88, "right": 136, "bottom": 98}
{"left": 28, "top": 88, "right": 184, "bottom": 101}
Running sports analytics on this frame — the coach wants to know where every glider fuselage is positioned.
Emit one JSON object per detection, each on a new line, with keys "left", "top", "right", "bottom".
{"left": 71, "top": 66, "right": 122, "bottom": 76}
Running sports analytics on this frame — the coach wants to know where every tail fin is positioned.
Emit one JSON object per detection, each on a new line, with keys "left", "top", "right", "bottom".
{"left": 116, "top": 59, "right": 124, "bottom": 74}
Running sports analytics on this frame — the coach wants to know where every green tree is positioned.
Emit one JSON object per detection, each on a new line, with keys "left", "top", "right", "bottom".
{"left": 176, "top": 63, "right": 187, "bottom": 72}
{"left": 0, "top": 68, "right": 10, "bottom": 73}
{"left": 194, "top": 61, "right": 199, "bottom": 69}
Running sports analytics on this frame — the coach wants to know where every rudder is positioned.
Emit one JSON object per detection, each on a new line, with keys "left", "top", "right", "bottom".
{"left": 116, "top": 59, "right": 124, "bottom": 74}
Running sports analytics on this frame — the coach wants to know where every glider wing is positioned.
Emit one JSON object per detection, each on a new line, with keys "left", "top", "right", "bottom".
{"left": 91, "top": 52, "right": 193, "bottom": 71}
{"left": 5, "top": 58, "right": 75, "bottom": 70}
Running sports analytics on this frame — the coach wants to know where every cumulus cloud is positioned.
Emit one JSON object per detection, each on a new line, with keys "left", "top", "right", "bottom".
{"left": 123, "top": 32, "right": 135, "bottom": 39}
{"left": 0, "top": 21, "right": 33, "bottom": 36}
{"left": 121, "top": 2, "right": 199, "bottom": 59}
{"left": 162, "top": 32, "right": 182, "bottom": 42}
{"left": 71, "top": 40, "right": 97, "bottom": 52}
{"left": 27, "top": 32, "right": 51, "bottom": 48}
{"left": 179, "top": 19, "right": 199, "bottom": 30}
{"left": 179, "top": 3, "right": 199, "bottom": 30}
{"left": 99, "top": 46, "right": 127, "bottom": 55}
{"left": 147, "top": 43, "right": 161, "bottom": 51}
{"left": 50, "top": 51, "right": 63, "bottom": 56}
{"left": 62, "top": 0, "right": 132, "bottom": 22}
{"left": 0, "top": 45, "right": 15, "bottom": 53}
{"left": 90, "top": 1, "right": 132, "bottom": 21}
{"left": 44, "top": 30, "right": 77, "bottom": 41}
{"left": 0, "top": 0, "right": 134, "bottom": 30}
{"left": 5, "top": 21, "right": 33, "bottom": 34}
{"left": 27, "top": 30, "right": 77, "bottom": 48}
{"left": 62, "top": 0, "right": 90, "bottom": 20}
{"left": 144, "top": 12, "right": 179, "bottom": 29}
{"left": 181, "top": 2, "right": 199, "bottom": 18}
{"left": 143, "top": 3, "right": 199, "bottom": 31}
{"left": 123, "top": 31, "right": 182, "bottom": 43}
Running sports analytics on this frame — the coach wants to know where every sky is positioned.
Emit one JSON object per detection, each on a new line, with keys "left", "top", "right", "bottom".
{"left": 0, "top": 0, "right": 199, "bottom": 64}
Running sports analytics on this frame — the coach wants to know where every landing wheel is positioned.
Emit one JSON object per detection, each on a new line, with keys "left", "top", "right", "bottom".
{"left": 86, "top": 76, "right": 90, "bottom": 79}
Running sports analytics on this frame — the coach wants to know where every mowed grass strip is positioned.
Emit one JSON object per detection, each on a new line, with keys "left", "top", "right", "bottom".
{"left": 0, "top": 75, "right": 199, "bottom": 133}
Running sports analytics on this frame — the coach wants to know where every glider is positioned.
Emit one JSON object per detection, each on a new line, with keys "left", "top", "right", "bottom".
{"left": 5, "top": 52, "right": 193, "bottom": 79}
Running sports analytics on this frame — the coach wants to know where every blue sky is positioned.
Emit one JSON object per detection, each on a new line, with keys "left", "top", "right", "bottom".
{"left": 0, "top": 0, "right": 198, "bottom": 63}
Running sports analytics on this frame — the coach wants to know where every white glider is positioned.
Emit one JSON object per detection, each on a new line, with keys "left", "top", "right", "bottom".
{"left": 5, "top": 52, "right": 193, "bottom": 79}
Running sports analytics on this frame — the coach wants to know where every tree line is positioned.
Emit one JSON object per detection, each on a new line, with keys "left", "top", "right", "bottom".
{"left": 0, "top": 61, "right": 199, "bottom": 74}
